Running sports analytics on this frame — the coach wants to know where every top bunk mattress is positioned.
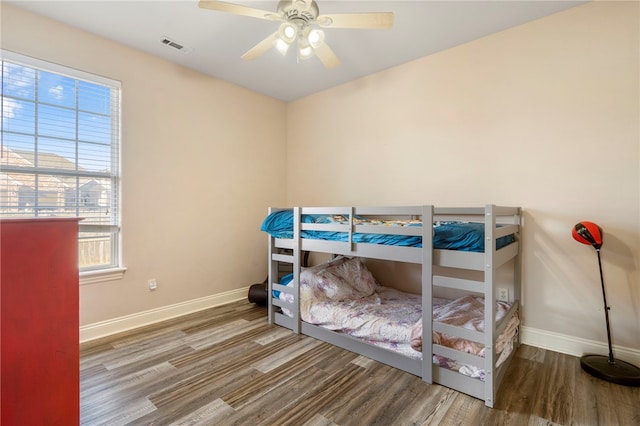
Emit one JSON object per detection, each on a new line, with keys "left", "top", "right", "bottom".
{"left": 261, "top": 209, "right": 515, "bottom": 252}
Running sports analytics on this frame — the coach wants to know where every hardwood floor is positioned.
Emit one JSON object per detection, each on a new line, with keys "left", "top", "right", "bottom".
{"left": 80, "top": 300, "right": 639, "bottom": 426}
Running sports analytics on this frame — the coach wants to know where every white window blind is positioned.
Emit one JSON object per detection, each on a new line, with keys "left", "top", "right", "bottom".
{"left": 1, "top": 50, "right": 121, "bottom": 272}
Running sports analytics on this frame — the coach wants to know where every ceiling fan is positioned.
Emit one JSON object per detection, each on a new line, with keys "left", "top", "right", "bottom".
{"left": 198, "top": 0, "right": 394, "bottom": 68}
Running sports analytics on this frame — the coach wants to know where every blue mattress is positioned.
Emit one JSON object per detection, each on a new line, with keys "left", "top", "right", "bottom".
{"left": 260, "top": 209, "right": 515, "bottom": 253}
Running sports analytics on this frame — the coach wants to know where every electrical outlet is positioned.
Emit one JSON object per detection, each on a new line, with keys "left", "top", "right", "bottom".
{"left": 148, "top": 279, "right": 158, "bottom": 291}
{"left": 498, "top": 287, "right": 509, "bottom": 302}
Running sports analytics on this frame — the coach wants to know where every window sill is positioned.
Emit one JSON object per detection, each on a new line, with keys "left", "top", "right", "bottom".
{"left": 80, "top": 267, "right": 127, "bottom": 285}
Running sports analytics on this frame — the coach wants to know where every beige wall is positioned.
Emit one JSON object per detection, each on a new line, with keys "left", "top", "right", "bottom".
{"left": 287, "top": 1, "right": 640, "bottom": 350}
{"left": 2, "top": 2, "right": 638, "bottom": 352}
{"left": 1, "top": 4, "right": 288, "bottom": 325}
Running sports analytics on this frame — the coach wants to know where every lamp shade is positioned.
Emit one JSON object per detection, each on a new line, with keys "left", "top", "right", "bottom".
{"left": 306, "top": 28, "right": 324, "bottom": 49}
{"left": 298, "top": 38, "right": 314, "bottom": 59}
{"left": 572, "top": 221, "right": 603, "bottom": 249}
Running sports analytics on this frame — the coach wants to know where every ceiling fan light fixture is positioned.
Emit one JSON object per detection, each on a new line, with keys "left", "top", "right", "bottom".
{"left": 298, "top": 39, "right": 314, "bottom": 60}
{"left": 298, "top": 44, "right": 313, "bottom": 59}
{"left": 278, "top": 22, "right": 298, "bottom": 43}
{"left": 306, "top": 28, "right": 324, "bottom": 49}
{"left": 199, "top": 0, "right": 394, "bottom": 68}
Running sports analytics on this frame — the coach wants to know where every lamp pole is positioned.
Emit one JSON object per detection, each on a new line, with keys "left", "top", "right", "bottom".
{"left": 595, "top": 248, "right": 614, "bottom": 364}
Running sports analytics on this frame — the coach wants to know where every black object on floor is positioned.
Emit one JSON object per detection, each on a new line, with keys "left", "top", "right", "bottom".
{"left": 580, "top": 354, "right": 640, "bottom": 386}
{"left": 247, "top": 281, "right": 268, "bottom": 306}
{"left": 248, "top": 250, "right": 309, "bottom": 306}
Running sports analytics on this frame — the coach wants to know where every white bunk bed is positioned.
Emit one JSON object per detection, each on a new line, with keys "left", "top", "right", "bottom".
{"left": 263, "top": 205, "right": 521, "bottom": 407}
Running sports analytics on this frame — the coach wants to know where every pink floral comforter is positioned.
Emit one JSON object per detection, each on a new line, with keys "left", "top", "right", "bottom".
{"left": 410, "top": 295, "right": 520, "bottom": 370}
{"left": 302, "top": 285, "right": 422, "bottom": 344}
{"left": 279, "top": 256, "right": 519, "bottom": 373}
{"left": 410, "top": 295, "right": 515, "bottom": 354}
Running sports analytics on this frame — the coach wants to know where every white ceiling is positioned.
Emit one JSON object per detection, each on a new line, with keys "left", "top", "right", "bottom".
{"left": 8, "top": 1, "right": 586, "bottom": 102}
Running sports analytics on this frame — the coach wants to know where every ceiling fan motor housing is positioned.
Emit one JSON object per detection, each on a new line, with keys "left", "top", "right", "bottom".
{"left": 278, "top": 0, "right": 319, "bottom": 27}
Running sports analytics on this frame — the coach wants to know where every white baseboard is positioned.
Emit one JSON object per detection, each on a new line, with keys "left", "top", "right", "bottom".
{"left": 520, "top": 325, "right": 640, "bottom": 365}
{"left": 80, "top": 287, "right": 249, "bottom": 343}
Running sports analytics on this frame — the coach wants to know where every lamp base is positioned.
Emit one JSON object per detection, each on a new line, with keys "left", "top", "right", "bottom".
{"left": 580, "top": 354, "right": 640, "bottom": 386}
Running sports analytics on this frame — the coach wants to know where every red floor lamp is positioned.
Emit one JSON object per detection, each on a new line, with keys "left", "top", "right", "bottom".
{"left": 572, "top": 221, "right": 640, "bottom": 386}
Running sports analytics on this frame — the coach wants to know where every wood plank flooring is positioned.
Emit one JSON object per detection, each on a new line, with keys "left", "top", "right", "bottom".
{"left": 80, "top": 300, "right": 640, "bottom": 425}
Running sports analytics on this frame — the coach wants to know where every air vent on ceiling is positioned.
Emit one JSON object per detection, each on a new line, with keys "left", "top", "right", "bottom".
{"left": 160, "top": 36, "right": 191, "bottom": 53}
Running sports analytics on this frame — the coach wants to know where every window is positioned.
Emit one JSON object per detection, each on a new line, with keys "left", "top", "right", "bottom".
{"left": 1, "top": 50, "right": 122, "bottom": 276}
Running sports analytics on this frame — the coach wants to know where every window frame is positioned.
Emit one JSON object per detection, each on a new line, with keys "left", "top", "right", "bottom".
{"left": 1, "top": 50, "right": 125, "bottom": 283}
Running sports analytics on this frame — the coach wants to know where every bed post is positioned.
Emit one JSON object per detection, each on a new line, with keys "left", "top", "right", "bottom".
{"left": 267, "top": 208, "right": 276, "bottom": 325}
{"left": 292, "top": 207, "right": 302, "bottom": 334}
{"left": 484, "top": 204, "right": 497, "bottom": 407}
{"left": 513, "top": 207, "right": 522, "bottom": 349}
{"left": 422, "top": 205, "right": 434, "bottom": 384}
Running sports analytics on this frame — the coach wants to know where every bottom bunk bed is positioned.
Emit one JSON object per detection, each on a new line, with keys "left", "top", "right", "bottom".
{"left": 262, "top": 205, "right": 521, "bottom": 407}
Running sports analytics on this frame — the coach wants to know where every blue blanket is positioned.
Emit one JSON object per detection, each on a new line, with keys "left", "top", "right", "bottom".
{"left": 260, "top": 209, "right": 514, "bottom": 252}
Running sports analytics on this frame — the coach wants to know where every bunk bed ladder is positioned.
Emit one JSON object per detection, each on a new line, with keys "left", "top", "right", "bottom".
{"left": 267, "top": 207, "right": 300, "bottom": 333}
{"left": 291, "top": 207, "right": 302, "bottom": 334}
{"left": 267, "top": 208, "right": 277, "bottom": 326}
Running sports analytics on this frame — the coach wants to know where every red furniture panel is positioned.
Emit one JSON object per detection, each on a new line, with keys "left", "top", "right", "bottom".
{"left": 1, "top": 218, "right": 80, "bottom": 425}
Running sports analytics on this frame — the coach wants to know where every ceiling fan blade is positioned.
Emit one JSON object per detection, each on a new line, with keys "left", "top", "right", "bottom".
{"left": 198, "top": 1, "right": 279, "bottom": 21}
{"left": 241, "top": 32, "right": 279, "bottom": 61}
{"left": 317, "top": 12, "right": 394, "bottom": 29}
{"left": 313, "top": 42, "right": 340, "bottom": 69}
